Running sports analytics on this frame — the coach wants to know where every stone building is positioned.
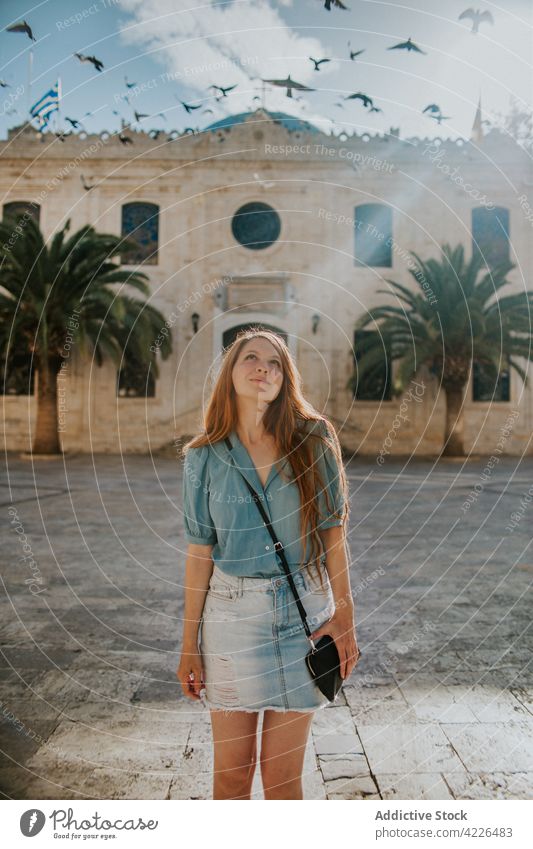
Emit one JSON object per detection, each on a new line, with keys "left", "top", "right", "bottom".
{"left": 1, "top": 108, "right": 531, "bottom": 455}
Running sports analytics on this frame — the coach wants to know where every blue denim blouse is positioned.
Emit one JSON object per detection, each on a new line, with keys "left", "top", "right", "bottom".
{"left": 182, "top": 421, "right": 348, "bottom": 578}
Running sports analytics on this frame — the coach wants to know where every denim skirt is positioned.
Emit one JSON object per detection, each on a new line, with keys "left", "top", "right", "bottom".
{"left": 197, "top": 558, "right": 338, "bottom": 712}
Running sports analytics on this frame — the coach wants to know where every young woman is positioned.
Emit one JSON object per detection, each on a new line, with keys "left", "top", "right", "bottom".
{"left": 177, "top": 328, "right": 360, "bottom": 800}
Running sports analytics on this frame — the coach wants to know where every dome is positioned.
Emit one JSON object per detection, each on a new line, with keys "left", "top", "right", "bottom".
{"left": 204, "top": 108, "right": 321, "bottom": 134}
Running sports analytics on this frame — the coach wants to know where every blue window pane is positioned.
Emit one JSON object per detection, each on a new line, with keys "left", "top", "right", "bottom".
{"left": 231, "top": 202, "right": 281, "bottom": 250}
{"left": 355, "top": 203, "right": 392, "bottom": 267}
{"left": 472, "top": 206, "right": 509, "bottom": 268}
{"left": 121, "top": 202, "right": 159, "bottom": 264}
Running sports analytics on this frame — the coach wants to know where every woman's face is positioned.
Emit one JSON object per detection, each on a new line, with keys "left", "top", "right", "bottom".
{"left": 232, "top": 338, "right": 284, "bottom": 406}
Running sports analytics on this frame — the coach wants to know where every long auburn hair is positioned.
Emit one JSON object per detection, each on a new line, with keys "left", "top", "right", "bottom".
{"left": 183, "top": 327, "right": 349, "bottom": 587}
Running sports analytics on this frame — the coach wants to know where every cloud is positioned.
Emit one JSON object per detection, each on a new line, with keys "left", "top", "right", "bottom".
{"left": 118, "top": 0, "right": 332, "bottom": 123}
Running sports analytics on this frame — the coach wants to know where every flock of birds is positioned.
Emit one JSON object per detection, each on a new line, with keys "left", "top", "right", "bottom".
{"left": 2, "top": 6, "right": 496, "bottom": 145}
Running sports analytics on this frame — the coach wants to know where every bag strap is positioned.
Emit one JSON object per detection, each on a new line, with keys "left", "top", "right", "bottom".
{"left": 224, "top": 436, "right": 315, "bottom": 643}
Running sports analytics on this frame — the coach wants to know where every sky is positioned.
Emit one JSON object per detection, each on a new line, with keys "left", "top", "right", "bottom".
{"left": 0, "top": 0, "right": 531, "bottom": 142}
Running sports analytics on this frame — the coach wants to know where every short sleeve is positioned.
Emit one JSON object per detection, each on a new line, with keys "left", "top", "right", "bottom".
{"left": 182, "top": 445, "right": 218, "bottom": 545}
{"left": 313, "top": 424, "right": 348, "bottom": 529}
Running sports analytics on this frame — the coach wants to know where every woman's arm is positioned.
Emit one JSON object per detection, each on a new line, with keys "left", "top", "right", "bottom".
{"left": 181, "top": 543, "right": 214, "bottom": 650}
{"left": 177, "top": 542, "right": 214, "bottom": 700}
{"left": 318, "top": 524, "right": 354, "bottom": 612}
{"left": 312, "top": 524, "right": 361, "bottom": 679}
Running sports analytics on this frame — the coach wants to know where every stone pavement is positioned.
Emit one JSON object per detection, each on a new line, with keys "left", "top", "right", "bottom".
{"left": 1, "top": 451, "right": 532, "bottom": 800}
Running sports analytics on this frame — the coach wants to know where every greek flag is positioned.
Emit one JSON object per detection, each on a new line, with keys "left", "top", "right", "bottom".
{"left": 30, "top": 81, "right": 59, "bottom": 127}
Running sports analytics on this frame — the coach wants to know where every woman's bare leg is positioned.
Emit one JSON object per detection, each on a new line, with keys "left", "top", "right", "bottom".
{"left": 209, "top": 709, "right": 260, "bottom": 799}
{"left": 260, "top": 709, "right": 315, "bottom": 800}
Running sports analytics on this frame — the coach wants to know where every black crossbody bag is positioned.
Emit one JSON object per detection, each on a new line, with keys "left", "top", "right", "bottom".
{"left": 224, "top": 437, "right": 343, "bottom": 702}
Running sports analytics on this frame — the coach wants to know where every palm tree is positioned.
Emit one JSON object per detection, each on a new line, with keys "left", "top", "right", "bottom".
{"left": 0, "top": 215, "right": 172, "bottom": 454}
{"left": 349, "top": 243, "right": 533, "bottom": 456}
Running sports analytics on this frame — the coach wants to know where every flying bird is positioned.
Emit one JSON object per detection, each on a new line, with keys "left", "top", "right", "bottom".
{"left": 0, "top": 80, "right": 10, "bottom": 88}
{"left": 209, "top": 84, "right": 238, "bottom": 98}
{"left": 348, "top": 43, "right": 365, "bottom": 60}
{"left": 369, "top": 105, "right": 383, "bottom": 113}
{"left": 177, "top": 99, "right": 201, "bottom": 113}
{"left": 261, "top": 75, "right": 315, "bottom": 98}
{"left": 74, "top": 53, "right": 104, "bottom": 72}
{"left": 65, "top": 116, "right": 82, "bottom": 129}
{"left": 458, "top": 8, "right": 494, "bottom": 33}
{"left": 344, "top": 92, "right": 374, "bottom": 108}
{"left": 124, "top": 75, "right": 137, "bottom": 88}
{"left": 80, "top": 174, "right": 95, "bottom": 191}
{"left": 323, "top": 0, "right": 349, "bottom": 9}
{"left": 6, "top": 20, "right": 35, "bottom": 41}
{"left": 253, "top": 172, "right": 275, "bottom": 189}
{"left": 134, "top": 110, "right": 149, "bottom": 122}
{"left": 387, "top": 37, "right": 426, "bottom": 54}
{"left": 309, "top": 57, "right": 331, "bottom": 71}
{"left": 422, "top": 104, "right": 450, "bottom": 124}
{"left": 429, "top": 112, "right": 451, "bottom": 125}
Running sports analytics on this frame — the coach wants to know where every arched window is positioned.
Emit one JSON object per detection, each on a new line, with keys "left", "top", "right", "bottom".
{"left": 3, "top": 201, "right": 40, "bottom": 225}
{"left": 354, "top": 203, "right": 392, "bottom": 267}
{"left": 472, "top": 206, "right": 509, "bottom": 268}
{"left": 0, "top": 351, "right": 35, "bottom": 395}
{"left": 352, "top": 329, "right": 392, "bottom": 400}
{"left": 121, "top": 202, "right": 159, "bottom": 264}
{"left": 473, "top": 355, "right": 510, "bottom": 402}
{"left": 117, "top": 357, "right": 156, "bottom": 398}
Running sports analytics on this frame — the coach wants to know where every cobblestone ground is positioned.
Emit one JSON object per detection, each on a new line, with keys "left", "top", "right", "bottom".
{"left": 1, "top": 452, "right": 532, "bottom": 800}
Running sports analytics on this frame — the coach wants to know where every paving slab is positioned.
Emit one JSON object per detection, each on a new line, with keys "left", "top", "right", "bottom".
{"left": 376, "top": 772, "right": 454, "bottom": 800}
{"left": 444, "top": 771, "right": 533, "bottom": 800}
{"left": 324, "top": 775, "right": 379, "bottom": 799}
{"left": 357, "top": 723, "right": 466, "bottom": 774}
{"left": 318, "top": 753, "right": 371, "bottom": 781}
{"left": 440, "top": 722, "right": 533, "bottom": 772}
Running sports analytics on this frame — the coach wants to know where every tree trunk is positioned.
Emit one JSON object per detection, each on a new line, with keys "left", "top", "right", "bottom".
{"left": 33, "top": 357, "right": 62, "bottom": 454}
{"left": 442, "top": 385, "right": 465, "bottom": 456}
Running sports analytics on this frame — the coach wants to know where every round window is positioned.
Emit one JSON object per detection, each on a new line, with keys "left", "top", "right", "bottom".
{"left": 231, "top": 201, "right": 281, "bottom": 250}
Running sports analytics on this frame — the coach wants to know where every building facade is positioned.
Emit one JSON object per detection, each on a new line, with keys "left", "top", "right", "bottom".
{"left": 1, "top": 109, "right": 531, "bottom": 455}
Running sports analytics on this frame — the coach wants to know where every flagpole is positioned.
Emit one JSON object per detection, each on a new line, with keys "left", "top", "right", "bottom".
{"left": 26, "top": 50, "right": 33, "bottom": 123}
{"left": 57, "top": 76, "right": 62, "bottom": 133}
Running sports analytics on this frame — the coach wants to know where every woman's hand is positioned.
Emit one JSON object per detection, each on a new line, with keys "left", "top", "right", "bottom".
{"left": 177, "top": 651, "right": 205, "bottom": 701}
{"left": 309, "top": 607, "right": 361, "bottom": 681}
